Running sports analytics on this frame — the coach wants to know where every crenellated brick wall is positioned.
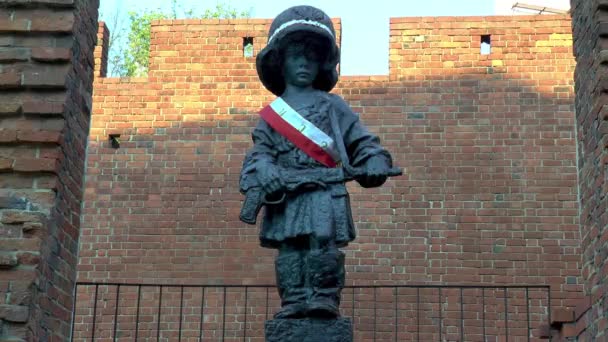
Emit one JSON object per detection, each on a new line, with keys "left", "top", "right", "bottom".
{"left": 73, "top": 15, "right": 582, "bottom": 339}
{"left": 0, "top": 0, "right": 98, "bottom": 340}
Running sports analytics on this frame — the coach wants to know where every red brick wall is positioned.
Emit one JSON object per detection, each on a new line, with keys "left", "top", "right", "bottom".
{"left": 76, "top": 15, "right": 581, "bottom": 337}
{"left": 551, "top": 0, "right": 608, "bottom": 340}
{"left": 0, "top": 0, "right": 98, "bottom": 340}
{"left": 95, "top": 22, "right": 109, "bottom": 79}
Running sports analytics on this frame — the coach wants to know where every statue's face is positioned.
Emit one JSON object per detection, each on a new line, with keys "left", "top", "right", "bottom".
{"left": 282, "top": 44, "right": 320, "bottom": 89}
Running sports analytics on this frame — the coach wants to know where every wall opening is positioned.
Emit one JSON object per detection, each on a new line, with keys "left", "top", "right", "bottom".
{"left": 481, "top": 35, "right": 491, "bottom": 55}
{"left": 109, "top": 134, "right": 121, "bottom": 149}
{"left": 243, "top": 37, "right": 254, "bottom": 58}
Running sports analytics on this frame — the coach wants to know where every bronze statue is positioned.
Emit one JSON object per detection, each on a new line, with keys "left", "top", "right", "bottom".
{"left": 239, "top": 5, "right": 400, "bottom": 323}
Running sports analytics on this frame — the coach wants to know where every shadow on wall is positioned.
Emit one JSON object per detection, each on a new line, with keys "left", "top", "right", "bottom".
{"left": 79, "top": 73, "right": 577, "bottom": 280}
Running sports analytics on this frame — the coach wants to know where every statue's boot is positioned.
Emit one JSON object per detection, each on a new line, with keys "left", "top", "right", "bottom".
{"left": 274, "top": 250, "right": 307, "bottom": 319}
{"left": 305, "top": 248, "right": 345, "bottom": 318}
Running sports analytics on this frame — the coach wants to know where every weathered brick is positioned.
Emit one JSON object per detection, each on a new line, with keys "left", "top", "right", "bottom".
{"left": 1, "top": 324, "right": 28, "bottom": 341}
{"left": 0, "top": 130, "right": 17, "bottom": 143}
{"left": 0, "top": 304, "right": 29, "bottom": 323}
{"left": 0, "top": 103, "right": 21, "bottom": 115}
{"left": 0, "top": 195, "right": 27, "bottom": 210}
{"left": 47, "top": 0, "right": 75, "bottom": 5}
{"left": 0, "top": 252, "right": 18, "bottom": 268}
{"left": 1, "top": 281, "right": 33, "bottom": 307}
{"left": 552, "top": 308, "right": 575, "bottom": 324}
{"left": 31, "top": 47, "right": 70, "bottom": 62}
{"left": 21, "top": 221, "right": 43, "bottom": 233}
{"left": 0, "top": 48, "right": 29, "bottom": 62}
{"left": 2, "top": 0, "right": 74, "bottom": 5}
{"left": 21, "top": 101, "right": 64, "bottom": 116}
{"left": 0, "top": 158, "right": 12, "bottom": 171}
{"left": 0, "top": 19, "right": 30, "bottom": 32}
{"left": 0, "top": 210, "right": 45, "bottom": 224}
{"left": 0, "top": 73, "right": 21, "bottom": 89}
{"left": 16, "top": 131, "right": 61, "bottom": 143}
{"left": 12, "top": 158, "right": 56, "bottom": 172}
{"left": 16, "top": 252, "right": 39, "bottom": 266}
{"left": 0, "top": 36, "right": 14, "bottom": 46}
{"left": 21, "top": 65, "right": 69, "bottom": 88}
{"left": 11, "top": 36, "right": 56, "bottom": 49}
{"left": 29, "top": 11, "right": 74, "bottom": 32}
{"left": 561, "top": 321, "right": 581, "bottom": 337}
{"left": 0, "top": 176, "right": 33, "bottom": 192}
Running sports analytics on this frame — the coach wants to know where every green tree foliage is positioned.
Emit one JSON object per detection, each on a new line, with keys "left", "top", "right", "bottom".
{"left": 103, "top": 1, "right": 250, "bottom": 77}
{"left": 123, "top": 11, "right": 167, "bottom": 76}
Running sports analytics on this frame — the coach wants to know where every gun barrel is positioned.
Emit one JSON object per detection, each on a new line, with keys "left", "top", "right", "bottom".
{"left": 387, "top": 167, "right": 403, "bottom": 177}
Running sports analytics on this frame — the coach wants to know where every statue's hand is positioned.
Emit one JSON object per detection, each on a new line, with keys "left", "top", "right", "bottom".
{"left": 359, "top": 155, "right": 389, "bottom": 188}
{"left": 257, "top": 164, "right": 285, "bottom": 194}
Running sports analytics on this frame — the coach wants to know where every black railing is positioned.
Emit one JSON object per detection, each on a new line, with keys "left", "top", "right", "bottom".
{"left": 71, "top": 282, "right": 551, "bottom": 341}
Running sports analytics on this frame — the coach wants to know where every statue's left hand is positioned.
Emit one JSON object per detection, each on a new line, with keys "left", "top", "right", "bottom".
{"left": 359, "top": 155, "right": 389, "bottom": 188}
{"left": 257, "top": 163, "right": 285, "bottom": 194}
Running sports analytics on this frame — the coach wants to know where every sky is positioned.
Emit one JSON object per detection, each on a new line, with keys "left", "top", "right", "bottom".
{"left": 99, "top": 0, "right": 571, "bottom": 76}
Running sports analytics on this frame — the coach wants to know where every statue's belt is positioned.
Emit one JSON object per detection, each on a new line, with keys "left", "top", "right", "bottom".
{"left": 259, "top": 98, "right": 341, "bottom": 168}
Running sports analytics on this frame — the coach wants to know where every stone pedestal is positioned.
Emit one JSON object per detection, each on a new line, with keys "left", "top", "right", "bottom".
{"left": 265, "top": 318, "right": 352, "bottom": 342}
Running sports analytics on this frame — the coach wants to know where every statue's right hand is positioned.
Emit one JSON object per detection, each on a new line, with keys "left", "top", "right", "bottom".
{"left": 257, "top": 164, "right": 284, "bottom": 195}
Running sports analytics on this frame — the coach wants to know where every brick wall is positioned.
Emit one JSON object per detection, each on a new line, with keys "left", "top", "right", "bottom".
{"left": 75, "top": 15, "right": 580, "bottom": 339}
{"left": 95, "top": 22, "right": 109, "bottom": 79}
{"left": 547, "top": 0, "right": 608, "bottom": 340}
{"left": 0, "top": 0, "right": 98, "bottom": 340}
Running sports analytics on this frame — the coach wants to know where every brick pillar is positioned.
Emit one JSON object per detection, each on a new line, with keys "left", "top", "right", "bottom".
{"left": 0, "top": 0, "right": 98, "bottom": 340}
{"left": 568, "top": 0, "right": 608, "bottom": 339}
{"left": 95, "top": 21, "right": 109, "bottom": 78}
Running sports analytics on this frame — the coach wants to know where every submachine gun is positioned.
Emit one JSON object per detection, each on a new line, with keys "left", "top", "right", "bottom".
{"left": 239, "top": 166, "right": 402, "bottom": 225}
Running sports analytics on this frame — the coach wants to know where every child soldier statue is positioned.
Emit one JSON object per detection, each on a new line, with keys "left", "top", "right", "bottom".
{"left": 239, "top": 5, "right": 400, "bottom": 327}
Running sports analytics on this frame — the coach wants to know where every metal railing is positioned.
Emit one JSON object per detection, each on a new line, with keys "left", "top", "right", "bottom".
{"left": 71, "top": 282, "right": 551, "bottom": 341}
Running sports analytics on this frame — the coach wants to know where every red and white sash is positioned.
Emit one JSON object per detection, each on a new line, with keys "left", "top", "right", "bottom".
{"left": 259, "top": 98, "right": 341, "bottom": 168}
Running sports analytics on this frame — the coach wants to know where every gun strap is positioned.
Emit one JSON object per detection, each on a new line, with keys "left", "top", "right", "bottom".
{"left": 327, "top": 99, "right": 357, "bottom": 175}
